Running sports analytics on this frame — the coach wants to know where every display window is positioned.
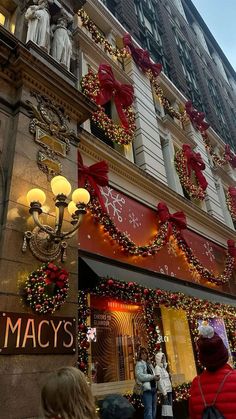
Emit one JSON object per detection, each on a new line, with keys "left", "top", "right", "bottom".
{"left": 89, "top": 295, "right": 147, "bottom": 394}
{"left": 160, "top": 306, "right": 197, "bottom": 386}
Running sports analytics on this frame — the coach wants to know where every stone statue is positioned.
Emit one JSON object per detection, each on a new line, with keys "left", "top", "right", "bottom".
{"left": 25, "top": 0, "right": 50, "bottom": 53}
{"left": 51, "top": 15, "right": 73, "bottom": 70}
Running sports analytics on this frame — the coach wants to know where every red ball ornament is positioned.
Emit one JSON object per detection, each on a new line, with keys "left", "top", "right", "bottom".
{"left": 128, "top": 282, "right": 134, "bottom": 287}
{"left": 107, "top": 279, "right": 114, "bottom": 286}
{"left": 143, "top": 288, "right": 149, "bottom": 295}
{"left": 79, "top": 362, "right": 85, "bottom": 370}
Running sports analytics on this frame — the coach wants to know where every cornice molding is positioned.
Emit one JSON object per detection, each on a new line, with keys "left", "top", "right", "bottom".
{"left": 79, "top": 128, "right": 236, "bottom": 245}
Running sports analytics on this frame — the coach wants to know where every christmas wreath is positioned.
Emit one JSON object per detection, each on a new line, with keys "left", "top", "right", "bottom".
{"left": 81, "top": 64, "right": 136, "bottom": 145}
{"left": 24, "top": 262, "right": 69, "bottom": 314}
{"left": 175, "top": 144, "right": 207, "bottom": 201}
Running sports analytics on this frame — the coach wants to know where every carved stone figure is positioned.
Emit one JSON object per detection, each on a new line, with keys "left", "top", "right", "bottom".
{"left": 25, "top": 0, "right": 50, "bottom": 53}
{"left": 51, "top": 16, "right": 72, "bottom": 70}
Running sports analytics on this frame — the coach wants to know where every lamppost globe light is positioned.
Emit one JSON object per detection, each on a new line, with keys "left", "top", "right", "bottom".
{"left": 50, "top": 175, "right": 67, "bottom": 186}
{"left": 51, "top": 177, "right": 71, "bottom": 197}
{"left": 72, "top": 188, "right": 90, "bottom": 205}
{"left": 27, "top": 188, "right": 46, "bottom": 206}
{"left": 68, "top": 201, "right": 78, "bottom": 216}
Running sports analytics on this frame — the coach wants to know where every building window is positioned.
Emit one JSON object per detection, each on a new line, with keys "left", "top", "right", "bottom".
{"left": 0, "top": 6, "right": 16, "bottom": 34}
{"left": 160, "top": 306, "right": 197, "bottom": 385}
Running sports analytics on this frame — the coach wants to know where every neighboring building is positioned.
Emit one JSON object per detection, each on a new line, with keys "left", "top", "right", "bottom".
{"left": 0, "top": 0, "right": 236, "bottom": 418}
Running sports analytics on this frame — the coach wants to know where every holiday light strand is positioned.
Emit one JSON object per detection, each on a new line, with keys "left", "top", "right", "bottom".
{"left": 174, "top": 149, "right": 206, "bottom": 201}
{"left": 87, "top": 192, "right": 233, "bottom": 285}
{"left": 81, "top": 70, "right": 136, "bottom": 145}
{"left": 78, "top": 277, "right": 236, "bottom": 397}
{"left": 78, "top": 9, "right": 129, "bottom": 59}
{"left": 226, "top": 189, "right": 236, "bottom": 221}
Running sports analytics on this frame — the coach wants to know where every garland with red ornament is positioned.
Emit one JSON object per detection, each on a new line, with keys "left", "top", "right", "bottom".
{"left": 226, "top": 186, "right": 236, "bottom": 221}
{"left": 23, "top": 262, "right": 69, "bottom": 314}
{"left": 175, "top": 144, "right": 208, "bottom": 200}
{"left": 87, "top": 188, "right": 234, "bottom": 285}
{"left": 81, "top": 65, "right": 136, "bottom": 145}
{"left": 78, "top": 277, "right": 236, "bottom": 397}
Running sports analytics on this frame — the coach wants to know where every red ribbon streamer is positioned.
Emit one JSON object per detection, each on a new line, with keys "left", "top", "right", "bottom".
{"left": 96, "top": 64, "right": 134, "bottom": 128}
{"left": 157, "top": 202, "right": 187, "bottom": 240}
{"left": 182, "top": 144, "right": 208, "bottom": 191}
{"left": 123, "top": 33, "right": 162, "bottom": 78}
{"left": 78, "top": 151, "right": 109, "bottom": 212}
{"left": 227, "top": 240, "right": 236, "bottom": 258}
{"left": 225, "top": 145, "right": 236, "bottom": 168}
{"left": 185, "top": 101, "right": 209, "bottom": 133}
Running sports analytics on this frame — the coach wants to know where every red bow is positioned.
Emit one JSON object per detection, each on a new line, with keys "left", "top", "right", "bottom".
{"left": 182, "top": 144, "right": 208, "bottom": 191}
{"left": 45, "top": 263, "right": 68, "bottom": 289}
{"left": 227, "top": 240, "right": 236, "bottom": 258}
{"left": 225, "top": 145, "right": 236, "bottom": 168}
{"left": 157, "top": 202, "right": 187, "bottom": 240}
{"left": 123, "top": 33, "right": 162, "bottom": 78}
{"left": 96, "top": 64, "right": 134, "bottom": 128}
{"left": 78, "top": 151, "right": 109, "bottom": 212}
{"left": 185, "top": 101, "right": 209, "bottom": 133}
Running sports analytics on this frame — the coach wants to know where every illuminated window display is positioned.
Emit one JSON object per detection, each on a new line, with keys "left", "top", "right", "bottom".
{"left": 89, "top": 296, "right": 147, "bottom": 387}
{"left": 160, "top": 307, "right": 197, "bottom": 386}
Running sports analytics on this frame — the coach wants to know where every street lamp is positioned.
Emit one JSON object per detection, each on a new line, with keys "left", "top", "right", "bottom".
{"left": 22, "top": 176, "right": 90, "bottom": 262}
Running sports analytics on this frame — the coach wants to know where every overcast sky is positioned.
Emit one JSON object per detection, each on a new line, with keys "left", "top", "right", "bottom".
{"left": 191, "top": 0, "right": 236, "bottom": 71}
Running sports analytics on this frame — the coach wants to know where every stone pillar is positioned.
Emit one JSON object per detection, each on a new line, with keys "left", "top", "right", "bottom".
{"left": 161, "top": 136, "right": 183, "bottom": 194}
{"left": 125, "top": 58, "right": 168, "bottom": 185}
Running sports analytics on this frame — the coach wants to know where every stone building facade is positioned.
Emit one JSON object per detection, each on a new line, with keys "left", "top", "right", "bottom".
{"left": 0, "top": 0, "right": 236, "bottom": 418}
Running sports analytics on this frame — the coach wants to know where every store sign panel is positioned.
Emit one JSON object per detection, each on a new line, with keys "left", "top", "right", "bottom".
{"left": 0, "top": 312, "right": 76, "bottom": 354}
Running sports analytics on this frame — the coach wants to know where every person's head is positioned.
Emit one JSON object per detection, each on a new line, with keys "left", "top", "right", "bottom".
{"left": 41, "top": 366, "right": 97, "bottom": 419}
{"left": 197, "top": 325, "right": 229, "bottom": 372}
{"left": 137, "top": 347, "right": 148, "bottom": 362}
{"left": 100, "top": 395, "right": 135, "bottom": 419}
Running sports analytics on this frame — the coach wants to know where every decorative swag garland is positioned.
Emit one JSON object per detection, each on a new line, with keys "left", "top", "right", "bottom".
{"left": 78, "top": 9, "right": 236, "bottom": 170}
{"left": 23, "top": 262, "right": 69, "bottom": 314}
{"left": 175, "top": 144, "right": 208, "bottom": 201}
{"left": 227, "top": 186, "right": 236, "bottom": 221}
{"left": 87, "top": 190, "right": 234, "bottom": 286}
{"left": 78, "top": 278, "right": 236, "bottom": 402}
{"left": 81, "top": 65, "right": 136, "bottom": 145}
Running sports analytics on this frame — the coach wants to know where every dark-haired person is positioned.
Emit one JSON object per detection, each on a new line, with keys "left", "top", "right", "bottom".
{"left": 189, "top": 325, "right": 236, "bottom": 419}
{"left": 135, "top": 347, "right": 162, "bottom": 419}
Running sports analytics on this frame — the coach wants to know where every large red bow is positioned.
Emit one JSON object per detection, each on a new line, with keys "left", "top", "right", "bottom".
{"left": 227, "top": 240, "right": 236, "bottom": 258}
{"left": 225, "top": 145, "right": 236, "bottom": 168}
{"left": 157, "top": 202, "right": 187, "bottom": 240}
{"left": 182, "top": 144, "right": 208, "bottom": 191}
{"left": 45, "top": 263, "right": 68, "bottom": 289}
{"left": 123, "top": 33, "right": 162, "bottom": 78}
{"left": 78, "top": 151, "right": 109, "bottom": 212}
{"left": 185, "top": 101, "right": 209, "bottom": 133}
{"left": 96, "top": 64, "right": 134, "bottom": 128}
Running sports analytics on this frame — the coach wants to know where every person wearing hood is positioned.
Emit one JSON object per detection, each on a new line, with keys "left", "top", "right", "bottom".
{"left": 189, "top": 324, "right": 236, "bottom": 419}
{"left": 155, "top": 350, "right": 173, "bottom": 419}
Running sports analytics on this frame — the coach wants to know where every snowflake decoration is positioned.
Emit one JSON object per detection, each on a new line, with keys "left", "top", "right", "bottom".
{"left": 100, "top": 186, "right": 125, "bottom": 222}
{"left": 128, "top": 212, "right": 141, "bottom": 229}
{"left": 159, "top": 265, "right": 176, "bottom": 277}
{"left": 203, "top": 241, "right": 215, "bottom": 262}
{"left": 123, "top": 231, "right": 132, "bottom": 240}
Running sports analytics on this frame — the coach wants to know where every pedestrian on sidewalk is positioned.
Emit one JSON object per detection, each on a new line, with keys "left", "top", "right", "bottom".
{"left": 135, "top": 347, "right": 161, "bottom": 419}
{"left": 189, "top": 324, "right": 236, "bottom": 419}
{"left": 41, "top": 366, "right": 97, "bottom": 419}
{"left": 155, "top": 350, "right": 173, "bottom": 419}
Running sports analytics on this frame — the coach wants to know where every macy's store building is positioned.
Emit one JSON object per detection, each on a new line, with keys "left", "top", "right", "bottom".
{"left": 77, "top": 184, "right": 236, "bottom": 414}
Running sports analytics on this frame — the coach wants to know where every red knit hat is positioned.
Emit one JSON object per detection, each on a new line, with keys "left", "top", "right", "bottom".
{"left": 197, "top": 325, "right": 229, "bottom": 371}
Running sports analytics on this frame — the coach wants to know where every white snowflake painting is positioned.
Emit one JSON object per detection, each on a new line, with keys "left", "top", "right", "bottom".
{"left": 100, "top": 186, "right": 125, "bottom": 223}
{"left": 167, "top": 239, "right": 178, "bottom": 257}
{"left": 203, "top": 241, "right": 215, "bottom": 262}
{"left": 128, "top": 211, "right": 141, "bottom": 229}
{"left": 159, "top": 265, "right": 176, "bottom": 277}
